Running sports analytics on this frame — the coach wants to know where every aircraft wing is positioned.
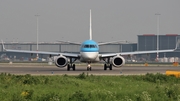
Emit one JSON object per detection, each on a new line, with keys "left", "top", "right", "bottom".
{"left": 1, "top": 40, "right": 79, "bottom": 58}
{"left": 100, "top": 49, "right": 175, "bottom": 58}
{"left": 4, "top": 49, "right": 79, "bottom": 58}
{"left": 57, "top": 40, "right": 81, "bottom": 45}
{"left": 98, "top": 40, "right": 127, "bottom": 45}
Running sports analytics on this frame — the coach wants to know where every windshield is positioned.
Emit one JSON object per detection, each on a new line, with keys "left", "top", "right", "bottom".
{"left": 82, "top": 44, "right": 97, "bottom": 48}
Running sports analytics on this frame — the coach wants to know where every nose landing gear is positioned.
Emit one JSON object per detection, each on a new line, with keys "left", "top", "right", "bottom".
{"left": 87, "top": 62, "right": 92, "bottom": 71}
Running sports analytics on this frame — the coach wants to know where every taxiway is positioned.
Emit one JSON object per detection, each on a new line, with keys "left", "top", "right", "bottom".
{"left": 0, "top": 64, "right": 180, "bottom": 75}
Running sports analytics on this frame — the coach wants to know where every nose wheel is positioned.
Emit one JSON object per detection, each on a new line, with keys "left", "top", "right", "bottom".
{"left": 87, "top": 67, "right": 92, "bottom": 71}
{"left": 87, "top": 63, "right": 92, "bottom": 71}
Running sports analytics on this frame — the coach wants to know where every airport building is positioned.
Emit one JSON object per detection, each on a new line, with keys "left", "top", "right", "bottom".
{"left": 138, "top": 34, "right": 180, "bottom": 61}
{"left": 138, "top": 34, "right": 178, "bottom": 51}
{"left": 0, "top": 34, "right": 179, "bottom": 62}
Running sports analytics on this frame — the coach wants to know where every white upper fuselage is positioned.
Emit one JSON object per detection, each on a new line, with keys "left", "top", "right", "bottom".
{"left": 80, "top": 40, "right": 100, "bottom": 62}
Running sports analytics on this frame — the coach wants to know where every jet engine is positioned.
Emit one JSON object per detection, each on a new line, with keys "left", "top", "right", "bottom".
{"left": 54, "top": 55, "right": 68, "bottom": 67}
{"left": 111, "top": 55, "right": 125, "bottom": 67}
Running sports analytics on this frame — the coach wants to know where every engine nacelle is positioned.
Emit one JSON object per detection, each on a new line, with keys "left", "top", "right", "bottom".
{"left": 111, "top": 55, "right": 125, "bottom": 67}
{"left": 54, "top": 55, "right": 68, "bottom": 67}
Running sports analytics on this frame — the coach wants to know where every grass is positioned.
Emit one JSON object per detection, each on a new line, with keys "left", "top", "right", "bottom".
{"left": 0, "top": 73, "right": 180, "bottom": 101}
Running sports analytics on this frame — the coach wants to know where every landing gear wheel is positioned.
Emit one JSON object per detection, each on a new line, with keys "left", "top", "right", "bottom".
{"left": 67, "top": 64, "right": 70, "bottom": 71}
{"left": 109, "top": 64, "right": 112, "bottom": 70}
{"left": 87, "top": 67, "right": 89, "bottom": 71}
{"left": 67, "top": 64, "right": 76, "bottom": 71}
{"left": 104, "top": 64, "right": 107, "bottom": 70}
{"left": 66, "top": 58, "right": 77, "bottom": 71}
{"left": 87, "top": 67, "right": 92, "bottom": 71}
{"left": 73, "top": 64, "right": 75, "bottom": 71}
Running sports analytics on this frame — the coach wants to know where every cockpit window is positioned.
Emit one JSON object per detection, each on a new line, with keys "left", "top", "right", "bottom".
{"left": 90, "top": 45, "right": 95, "bottom": 48}
{"left": 94, "top": 45, "right": 98, "bottom": 48}
{"left": 84, "top": 45, "right": 89, "bottom": 48}
{"left": 82, "top": 44, "right": 98, "bottom": 48}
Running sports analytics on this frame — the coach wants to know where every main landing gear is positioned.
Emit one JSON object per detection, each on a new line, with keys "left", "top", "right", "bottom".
{"left": 104, "top": 64, "right": 112, "bottom": 70}
{"left": 67, "top": 58, "right": 77, "bottom": 71}
{"left": 102, "top": 58, "right": 113, "bottom": 70}
{"left": 67, "top": 64, "right": 75, "bottom": 71}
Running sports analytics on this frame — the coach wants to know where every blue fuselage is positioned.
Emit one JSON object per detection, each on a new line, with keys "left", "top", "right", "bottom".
{"left": 80, "top": 40, "right": 99, "bottom": 62}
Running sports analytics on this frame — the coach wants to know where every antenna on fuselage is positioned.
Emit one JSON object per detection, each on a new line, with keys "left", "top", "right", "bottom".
{"left": 90, "top": 9, "right": 92, "bottom": 40}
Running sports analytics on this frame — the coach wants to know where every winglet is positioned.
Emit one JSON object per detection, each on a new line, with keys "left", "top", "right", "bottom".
{"left": 175, "top": 43, "right": 178, "bottom": 50}
{"left": 1, "top": 40, "right": 6, "bottom": 51}
{"left": 175, "top": 39, "right": 180, "bottom": 50}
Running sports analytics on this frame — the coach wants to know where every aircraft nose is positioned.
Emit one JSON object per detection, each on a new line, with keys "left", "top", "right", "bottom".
{"left": 83, "top": 52, "right": 98, "bottom": 60}
{"left": 86, "top": 54, "right": 96, "bottom": 59}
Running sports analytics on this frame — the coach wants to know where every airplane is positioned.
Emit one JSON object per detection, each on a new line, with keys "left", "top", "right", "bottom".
{"left": 2, "top": 10, "right": 177, "bottom": 71}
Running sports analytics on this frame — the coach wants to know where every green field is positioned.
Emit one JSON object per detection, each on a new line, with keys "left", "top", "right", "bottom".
{"left": 0, "top": 73, "right": 180, "bottom": 101}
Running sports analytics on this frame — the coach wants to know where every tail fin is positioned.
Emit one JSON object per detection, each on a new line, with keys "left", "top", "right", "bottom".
{"left": 89, "top": 9, "right": 92, "bottom": 40}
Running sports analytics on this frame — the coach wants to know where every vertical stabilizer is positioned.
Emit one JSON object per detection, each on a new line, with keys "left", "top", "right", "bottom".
{"left": 90, "top": 9, "right": 92, "bottom": 40}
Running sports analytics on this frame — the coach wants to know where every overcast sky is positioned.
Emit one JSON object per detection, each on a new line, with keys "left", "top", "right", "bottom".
{"left": 0, "top": 0, "right": 180, "bottom": 43}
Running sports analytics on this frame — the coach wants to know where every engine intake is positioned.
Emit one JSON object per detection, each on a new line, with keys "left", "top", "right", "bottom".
{"left": 55, "top": 55, "right": 68, "bottom": 67}
{"left": 111, "top": 55, "right": 125, "bottom": 67}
